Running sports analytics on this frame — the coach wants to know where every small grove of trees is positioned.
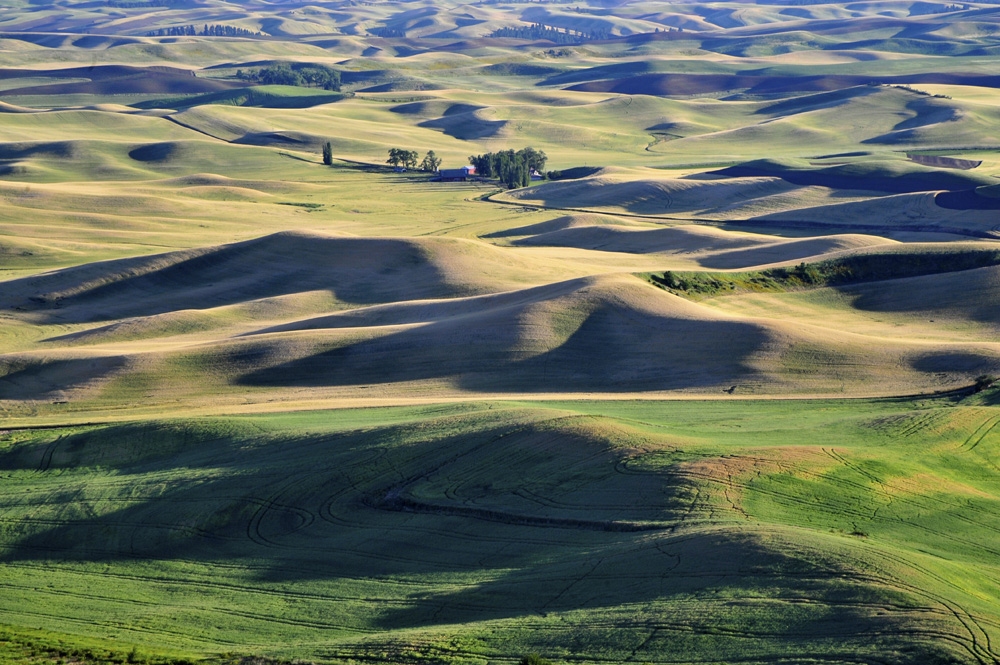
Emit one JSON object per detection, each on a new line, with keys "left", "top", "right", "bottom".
{"left": 318, "top": 146, "right": 438, "bottom": 171}
{"left": 386, "top": 149, "right": 443, "bottom": 172}
{"left": 468, "top": 147, "right": 547, "bottom": 188}
{"left": 387, "top": 148, "right": 419, "bottom": 170}
{"left": 489, "top": 23, "right": 612, "bottom": 43}
{"left": 109, "top": 0, "right": 179, "bottom": 8}
{"left": 147, "top": 24, "right": 263, "bottom": 37}
{"left": 369, "top": 26, "right": 406, "bottom": 38}
{"left": 236, "top": 64, "right": 341, "bottom": 90}
{"left": 974, "top": 374, "right": 997, "bottom": 393}
{"left": 420, "top": 150, "right": 442, "bottom": 172}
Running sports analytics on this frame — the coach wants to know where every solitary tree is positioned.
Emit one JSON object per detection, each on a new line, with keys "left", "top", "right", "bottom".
{"left": 420, "top": 150, "right": 442, "bottom": 172}
{"left": 322, "top": 141, "right": 333, "bottom": 166}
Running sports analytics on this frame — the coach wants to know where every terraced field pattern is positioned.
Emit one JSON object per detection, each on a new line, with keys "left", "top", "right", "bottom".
{"left": 3, "top": 0, "right": 1000, "bottom": 663}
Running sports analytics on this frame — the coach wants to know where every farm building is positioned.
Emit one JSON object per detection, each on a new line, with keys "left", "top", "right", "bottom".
{"left": 438, "top": 165, "right": 476, "bottom": 181}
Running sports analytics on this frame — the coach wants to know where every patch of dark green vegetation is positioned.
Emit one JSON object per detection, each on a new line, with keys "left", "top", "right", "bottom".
{"left": 489, "top": 23, "right": 613, "bottom": 43}
{"left": 974, "top": 374, "right": 998, "bottom": 393}
{"left": 234, "top": 64, "right": 341, "bottom": 91}
{"left": 146, "top": 24, "right": 263, "bottom": 38}
{"left": 645, "top": 248, "right": 1000, "bottom": 299}
{"left": 368, "top": 26, "right": 406, "bottom": 38}
{"left": 107, "top": 0, "right": 179, "bottom": 7}
{"left": 478, "top": 63, "right": 564, "bottom": 77}
{"left": 886, "top": 83, "right": 951, "bottom": 99}
{"left": 469, "top": 147, "right": 548, "bottom": 188}
{"left": 275, "top": 202, "right": 324, "bottom": 209}
{"left": 543, "top": 165, "right": 602, "bottom": 180}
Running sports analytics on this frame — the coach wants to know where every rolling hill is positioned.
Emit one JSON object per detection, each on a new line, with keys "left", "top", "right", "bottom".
{"left": 4, "top": 1, "right": 1000, "bottom": 664}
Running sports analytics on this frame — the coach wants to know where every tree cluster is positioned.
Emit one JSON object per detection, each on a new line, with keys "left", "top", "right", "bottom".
{"left": 421, "top": 150, "right": 442, "bottom": 172}
{"left": 489, "top": 23, "right": 612, "bottom": 43}
{"left": 235, "top": 64, "right": 341, "bottom": 90}
{"left": 109, "top": 0, "right": 178, "bottom": 8}
{"left": 468, "top": 147, "right": 547, "bottom": 188}
{"left": 385, "top": 149, "right": 442, "bottom": 172}
{"left": 369, "top": 26, "right": 406, "bottom": 38}
{"left": 147, "top": 24, "right": 263, "bottom": 37}
{"left": 387, "top": 148, "right": 419, "bottom": 170}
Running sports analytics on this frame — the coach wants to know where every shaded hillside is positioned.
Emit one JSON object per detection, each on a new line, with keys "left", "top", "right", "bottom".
{"left": 713, "top": 158, "right": 995, "bottom": 193}
{"left": 1, "top": 231, "right": 565, "bottom": 324}
{"left": 564, "top": 73, "right": 1000, "bottom": 96}
{"left": 0, "top": 65, "right": 247, "bottom": 97}
{"left": 4, "top": 399, "right": 999, "bottom": 663}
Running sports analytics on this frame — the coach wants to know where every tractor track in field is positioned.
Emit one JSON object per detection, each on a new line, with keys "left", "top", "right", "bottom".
{"left": 364, "top": 415, "right": 681, "bottom": 532}
{"left": 5, "top": 410, "right": 1000, "bottom": 661}
{"left": 0, "top": 606, "right": 246, "bottom": 647}
{"left": 0, "top": 514, "right": 230, "bottom": 542}
{"left": 0, "top": 556, "right": 427, "bottom": 608}
{"left": 35, "top": 434, "right": 63, "bottom": 472}
{"left": 379, "top": 494, "right": 669, "bottom": 532}
{"left": 961, "top": 413, "right": 1000, "bottom": 452}
{"left": 688, "top": 445, "right": 1000, "bottom": 539}
{"left": 0, "top": 579, "right": 367, "bottom": 633}
{"left": 670, "top": 462, "right": 1000, "bottom": 561}
{"left": 0, "top": 558, "right": 457, "bottom": 592}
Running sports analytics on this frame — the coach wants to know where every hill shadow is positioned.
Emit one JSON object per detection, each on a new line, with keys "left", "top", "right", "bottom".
{"left": 237, "top": 302, "right": 770, "bottom": 393}
{"left": 1, "top": 233, "right": 453, "bottom": 325}
{"left": 0, "top": 418, "right": 958, "bottom": 661}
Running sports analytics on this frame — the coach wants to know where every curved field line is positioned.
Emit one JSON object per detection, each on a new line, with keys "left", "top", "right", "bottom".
{"left": 963, "top": 414, "right": 1000, "bottom": 452}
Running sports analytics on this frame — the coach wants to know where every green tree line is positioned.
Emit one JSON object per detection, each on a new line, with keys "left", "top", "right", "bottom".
{"left": 369, "top": 26, "right": 406, "bottom": 38}
{"left": 147, "top": 24, "right": 263, "bottom": 37}
{"left": 235, "top": 63, "right": 341, "bottom": 90}
{"left": 468, "top": 147, "right": 547, "bottom": 188}
{"left": 489, "top": 23, "right": 612, "bottom": 42}
{"left": 111, "top": 0, "right": 179, "bottom": 8}
{"left": 321, "top": 145, "right": 546, "bottom": 186}
{"left": 385, "top": 148, "right": 442, "bottom": 172}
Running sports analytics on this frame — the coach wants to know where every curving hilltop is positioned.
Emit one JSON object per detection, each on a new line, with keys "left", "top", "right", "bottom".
{"left": 2, "top": 1, "right": 1000, "bottom": 664}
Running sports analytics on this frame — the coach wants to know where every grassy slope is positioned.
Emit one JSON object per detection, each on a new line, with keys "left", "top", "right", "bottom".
{"left": 5, "top": 246, "right": 1000, "bottom": 417}
{"left": 4, "top": 6, "right": 1000, "bottom": 664}
{"left": 4, "top": 90, "right": 1000, "bottom": 415}
{"left": 1, "top": 396, "right": 999, "bottom": 664}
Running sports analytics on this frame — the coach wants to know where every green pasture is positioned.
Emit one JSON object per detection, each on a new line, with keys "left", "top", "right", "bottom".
{"left": 1, "top": 396, "right": 999, "bottom": 664}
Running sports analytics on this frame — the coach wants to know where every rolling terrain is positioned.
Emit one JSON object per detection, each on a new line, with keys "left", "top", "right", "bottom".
{"left": 2, "top": 1, "right": 1000, "bottom": 664}
{"left": 4, "top": 397, "right": 1000, "bottom": 664}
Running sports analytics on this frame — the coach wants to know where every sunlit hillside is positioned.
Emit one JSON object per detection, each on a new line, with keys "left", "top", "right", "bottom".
{"left": 2, "top": 1, "right": 1000, "bottom": 664}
